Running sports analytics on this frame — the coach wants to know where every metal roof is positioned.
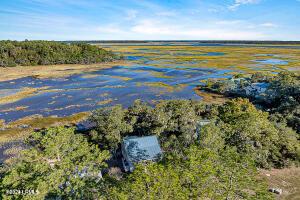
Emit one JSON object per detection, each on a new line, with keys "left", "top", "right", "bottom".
{"left": 122, "top": 135, "right": 162, "bottom": 163}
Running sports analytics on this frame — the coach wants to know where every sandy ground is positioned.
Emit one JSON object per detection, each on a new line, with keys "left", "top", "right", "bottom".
{"left": 260, "top": 167, "right": 300, "bottom": 200}
{"left": 0, "top": 60, "right": 130, "bottom": 82}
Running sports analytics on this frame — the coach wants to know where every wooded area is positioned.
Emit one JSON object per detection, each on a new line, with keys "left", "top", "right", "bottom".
{"left": 0, "top": 40, "right": 120, "bottom": 67}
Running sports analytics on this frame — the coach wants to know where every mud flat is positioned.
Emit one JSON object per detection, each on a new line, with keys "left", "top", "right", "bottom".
{"left": 0, "top": 60, "right": 130, "bottom": 82}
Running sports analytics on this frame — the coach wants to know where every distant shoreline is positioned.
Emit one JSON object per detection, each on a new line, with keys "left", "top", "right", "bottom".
{"left": 63, "top": 40, "right": 300, "bottom": 45}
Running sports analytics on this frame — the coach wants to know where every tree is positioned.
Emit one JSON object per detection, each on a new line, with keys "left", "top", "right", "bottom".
{"left": 273, "top": 123, "right": 300, "bottom": 166}
{"left": 89, "top": 98, "right": 299, "bottom": 168}
{"left": 218, "top": 98, "right": 299, "bottom": 168}
{"left": 113, "top": 163, "right": 186, "bottom": 200}
{"left": 110, "top": 145, "right": 272, "bottom": 200}
{"left": 200, "top": 71, "right": 300, "bottom": 134}
{"left": 198, "top": 122, "right": 224, "bottom": 152}
{"left": 1, "top": 127, "right": 110, "bottom": 199}
{"left": 177, "top": 146, "right": 220, "bottom": 199}
{"left": 89, "top": 105, "right": 133, "bottom": 151}
{"left": 217, "top": 148, "right": 272, "bottom": 200}
{"left": 269, "top": 71, "right": 300, "bottom": 133}
{"left": 126, "top": 100, "right": 166, "bottom": 136}
{"left": 0, "top": 40, "right": 120, "bottom": 67}
{"left": 155, "top": 100, "right": 199, "bottom": 147}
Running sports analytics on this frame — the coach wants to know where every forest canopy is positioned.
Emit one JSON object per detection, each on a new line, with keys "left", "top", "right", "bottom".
{"left": 0, "top": 40, "right": 120, "bottom": 67}
{"left": 2, "top": 98, "right": 298, "bottom": 199}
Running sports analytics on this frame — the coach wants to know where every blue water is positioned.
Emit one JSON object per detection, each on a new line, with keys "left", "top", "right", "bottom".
{"left": 255, "top": 59, "right": 288, "bottom": 65}
{"left": 4, "top": 43, "right": 289, "bottom": 123}
{"left": 174, "top": 52, "right": 225, "bottom": 56}
{"left": 0, "top": 63, "right": 232, "bottom": 122}
{"left": 126, "top": 56, "right": 145, "bottom": 60}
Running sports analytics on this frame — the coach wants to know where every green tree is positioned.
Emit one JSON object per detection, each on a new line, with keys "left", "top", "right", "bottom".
{"left": 218, "top": 98, "right": 299, "bottom": 168}
{"left": 218, "top": 98, "right": 280, "bottom": 167}
{"left": 198, "top": 122, "right": 224, "bottom": 152}
{"left": 270, "top": 71, "right": 300, "bottom": 133}
{"left": 1, "top": 127, "right": 110, "bottom": 199}
{"left": 217, "top": 148, "right": 272, "bottom": 200}
{"left": 126, "top": 100, "right": 166, "bottom": 136}
{"left": 177, "top": 146, "right": 220, "bottom": 199}
{"left": 273, "top": 123, "right": 300, "bottom": 166}
{"left": 0, "top": 40, "right": 120, "bottom": 67}
{"left": 155, "top": 100, "right": 199, "bottom": 147}
{"left": 110, "top": 145, "right": 272, "bottom": 200}
{"left": 89, "top": 105, "right": 133, "bottom": 151}
{"left": 114, "top": 163, "right": 186, "bottom": 200}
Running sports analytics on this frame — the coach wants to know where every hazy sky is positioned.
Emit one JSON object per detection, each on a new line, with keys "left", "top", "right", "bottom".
{"left": 0, "top": 0, "right": 299, "bottom": 40}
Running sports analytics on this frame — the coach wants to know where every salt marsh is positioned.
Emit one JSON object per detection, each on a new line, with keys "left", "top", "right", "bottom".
{"left": 0, "top": 42, "right": 299, "bottom": 124}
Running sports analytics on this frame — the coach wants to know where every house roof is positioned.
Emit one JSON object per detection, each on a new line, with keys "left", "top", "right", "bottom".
{"left": 122, "top": 135, "right": 162, "bottom": 163}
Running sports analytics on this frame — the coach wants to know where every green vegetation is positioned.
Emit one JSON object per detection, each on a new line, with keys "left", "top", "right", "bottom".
{"left": 0, "top": 112, "right": 90, "bottom": 143}
{"left": 0, "top": 40, "right": 121, "bottom": 67}
{"left": 106, "top": 45, "right": 300, "bottom": 73}
{"left": 0, "top": 72, "right": 299, "bottom": 199}
{"left": 1, "top": 127, "right": 110, "bottom": 199}
{"left": 218, "top": 99, "right": 299, "bottom": 168}
{"left": 111, "top": 147, "right": 271, "bottom": 200}
{"left": 90, "top": 98, "right": 299, "bottom": 168}
{"left": 200, "top": 71, "right": 300, "bottom": 134}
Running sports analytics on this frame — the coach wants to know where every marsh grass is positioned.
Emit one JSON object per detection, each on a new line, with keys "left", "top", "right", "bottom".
{"left": 194, "top": 88, "right": 228, "bottom": 104}
{"left": 0, "top": 106, "right": 29, "bottom": 112}
{"left": 99, "top": 92, "right": 110, "bottom": 97}
{"left": 108, "top": 45, "right": 300, "bottom": 73}
{"left": 149, "top": 71, "right": 173, "bottom": 79}
{"left": 80, "top": 74, "right": 100, "bottom": 79}
{"left": 0, "top": 87, "right": 50, "bottom": 105}
{"left": 137, "top": 82, "right": 187, "bottom": 93}
{"left": 110, "top": 75, "right": 133, "bottom": 81}
{"left": 1, "top": 44, "right": 299, "bottom": 143}
{"left": 0, "top": 112, "right": 90, "bottom": 144}
{"left": 0, "top": 60, "right": 131, "bottom": 82}
{"left": 97, "top": 98, "right": 113, "bottom": 105}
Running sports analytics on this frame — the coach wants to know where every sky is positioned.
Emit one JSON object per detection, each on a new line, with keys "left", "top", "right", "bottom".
{"left": 0, "top": 0, "right": 300, "bottom": 41}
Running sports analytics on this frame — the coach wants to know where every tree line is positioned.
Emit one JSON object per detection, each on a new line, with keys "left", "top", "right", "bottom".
{"left": 0, "top": 40, "right": 121, "bottom": 67}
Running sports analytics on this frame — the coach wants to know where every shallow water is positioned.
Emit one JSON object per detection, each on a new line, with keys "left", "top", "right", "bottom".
{"left": 0, "top": 43, "right": 295, "bottom": 122}
{"left": 255, "top": 59, "right": 288, "bottom": 65}
{"left": 0, "top": 63, "right": 232, "bottom": 122}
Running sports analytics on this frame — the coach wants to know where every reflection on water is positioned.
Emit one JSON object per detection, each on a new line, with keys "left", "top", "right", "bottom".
{"left": 0, "top": 63, "right": 231, "bottom": 122}
{"left": 1, "top": 43, "right": 293, "bottom": 122}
